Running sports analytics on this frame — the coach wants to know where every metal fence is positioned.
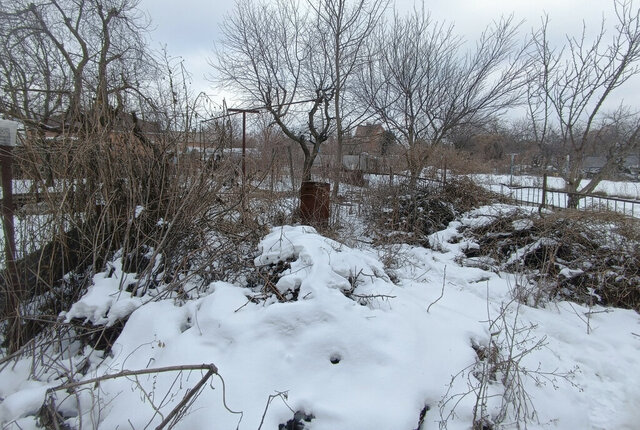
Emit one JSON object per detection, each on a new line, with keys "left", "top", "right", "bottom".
{"left": 500, "top": 184, "right": 640, "bottom": 218}
{"left": 356, "top": 172, "right": 640, "bottom": 218}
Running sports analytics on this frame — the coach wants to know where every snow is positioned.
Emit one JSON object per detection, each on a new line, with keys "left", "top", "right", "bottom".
{"left": 469, "top": 175, "right": 640, "bottom": 217}
{"left": 61, "top": 256, "right": 146, "bottom": 326}
{"left": 254, "top": 225, "right": 389, "bottom": 297}
{"left": 0, "top": 386, "right": 50, "bottom": 425}
{"left": 512, "top": 218, "right": 534, "bottom": 230}
{"left": 1, "top": 219, "right": 640, "bottom": 429}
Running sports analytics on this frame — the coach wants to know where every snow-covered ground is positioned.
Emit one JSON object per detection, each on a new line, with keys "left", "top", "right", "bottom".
{"left": 1, "top": 205, "right": 639, "bottom": 430}
{"left": 474, "top": 175, "right": 640, "bottom": 217}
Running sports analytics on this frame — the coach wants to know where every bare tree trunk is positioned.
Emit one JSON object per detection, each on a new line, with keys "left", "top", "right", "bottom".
{"left": 303, "top": 155, "right": 313, "bottom": 182}
{"left": 332, "top": 89, "right": 343, "bottom": 197}
{"left": 567, "top": 192, "right": 581, "bottom": 209}
{"left": 287, "top": 145, "right": 296, "bottom": 192}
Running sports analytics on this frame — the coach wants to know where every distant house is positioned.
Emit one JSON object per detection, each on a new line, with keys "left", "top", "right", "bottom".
{"left": 339, "top": 123, "right": 401, "bottom": 173}
{"left": 37, "top": 112, "right": 162, "bottom": 142}
{"left": 343, "top": 124, "right": 390, "bottom": 156}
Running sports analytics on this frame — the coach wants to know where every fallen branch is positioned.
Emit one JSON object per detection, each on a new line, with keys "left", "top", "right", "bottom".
{"left": 155, "top": 366, "right": 216, "bottom": 430}
{"left": 349, "top": 293, "right": 396, "bottom": 301}
{"left": 45, "top": 363, "right": 223, "bottom": 430}
{"left": 46, "top": 363, "right": 219, "bottom": 393}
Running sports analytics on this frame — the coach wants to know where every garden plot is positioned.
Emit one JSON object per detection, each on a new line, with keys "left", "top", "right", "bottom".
{"left": 1, "top": 217, "right": 639, "bottom": 430}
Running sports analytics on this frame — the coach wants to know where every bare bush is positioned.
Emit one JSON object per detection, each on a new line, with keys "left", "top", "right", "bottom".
{"left": 366, "top": 177, "right": 502, "bottom": 247}
{"left": 440, "top": 295, "right": 577, "bottom": 430}
{"left": 0, "top": 126, "right": 256, "bottom": 352}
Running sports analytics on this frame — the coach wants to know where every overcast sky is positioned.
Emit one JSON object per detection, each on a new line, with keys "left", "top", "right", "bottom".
{"left": 138, "top": 0, "right": 632, "bottom": 109}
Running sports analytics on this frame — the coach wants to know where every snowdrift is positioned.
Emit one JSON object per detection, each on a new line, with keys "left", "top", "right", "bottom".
{"left": 1, "top": 220, "right": 639, "bottom": 429}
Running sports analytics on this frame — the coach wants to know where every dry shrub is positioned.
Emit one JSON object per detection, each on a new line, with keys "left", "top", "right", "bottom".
{"left": 366, "top": 176, "right": 502, "bottom": 246}
{"left": 441, "top": 177, "right": 504, "bottom": 213}
{"left": 1, "top": 128, "right": 253, "bottom": 350}
{"left": 460, "top": 209, "right": 640, "bottom": 311}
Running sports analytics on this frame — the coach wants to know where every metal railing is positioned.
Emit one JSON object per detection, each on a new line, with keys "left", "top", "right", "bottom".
{"left": 500, "top": 184, "right": 640, "bottom": 218}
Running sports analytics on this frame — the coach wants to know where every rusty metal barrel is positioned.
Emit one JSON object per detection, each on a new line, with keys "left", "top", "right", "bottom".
{"left": 300, "top": 181, "right": 330, "bottom": 226}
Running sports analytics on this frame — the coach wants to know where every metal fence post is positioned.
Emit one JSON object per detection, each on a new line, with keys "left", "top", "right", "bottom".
{"left": 539, "top": 173, "right": 548, "bottom": 213}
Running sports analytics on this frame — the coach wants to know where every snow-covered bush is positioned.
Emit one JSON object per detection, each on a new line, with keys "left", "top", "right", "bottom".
{"left": 458, "top": 208, "right": 640, "bottom": 310}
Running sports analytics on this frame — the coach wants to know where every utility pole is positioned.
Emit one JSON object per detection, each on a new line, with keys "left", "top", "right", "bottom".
{"left": 509, "top": 153, "right": 517, "bottom": 187}
{"left": 227, "top": 108, "right": 260, "bottom": 218}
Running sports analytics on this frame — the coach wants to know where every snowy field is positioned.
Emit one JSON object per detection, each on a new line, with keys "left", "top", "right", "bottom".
{"left": 1, "top": 204, "right": 638, "bottom": 430}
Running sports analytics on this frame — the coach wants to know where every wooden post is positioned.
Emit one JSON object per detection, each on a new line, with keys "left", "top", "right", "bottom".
{"left": 0, "top": 121, "right": 18, "bottom": 265}
{"left": 510, "top": 153, "right": 516, "bottom": 187}
{"left": 0, "top": 119, "right": 22, "bottom": 353}
{"left": 0, "top": 146, "right": 16, "bottom": 264}
{"left": 270, "top": 148, "right": 276, "bottom": 193}
{"left": 442, "top": 160, "right": 447, "bottom": 187}
{"left": 241, "top": 112, "right": 246, "bottom": 182}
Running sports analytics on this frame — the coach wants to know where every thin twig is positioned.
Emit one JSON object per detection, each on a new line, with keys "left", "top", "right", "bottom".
{"left": 349, "top": 293, "right": 396, "bottom": 300}
{"left": 257, "top": 391, "right": 293, "bottom": 430}
{"left": 427, "top": 266, "right": 446, "bottom": 313}
{"left": 214, "top": 373, "right": 244, "bottom": 429}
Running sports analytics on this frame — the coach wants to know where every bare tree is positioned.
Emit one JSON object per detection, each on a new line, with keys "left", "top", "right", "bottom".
{"left": 308, "top": 0, "right": 389, "bottom": 196}
{"left": 358, "top": 6, "right": 529, "bottom": 185}
{"left": 0, "top": 5, "right": 68, "bottom": 130}
{"left": 0, "top": 0, "right": 157, "bottom": 354}
{"left": 214, "top": 0, "right": 335, "bottom": 182}
{"left": 0, "top": 0, "right": 154, "bottom": 133}
{"left": 527, "top": 0, "right": 640, "bottom": 207}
